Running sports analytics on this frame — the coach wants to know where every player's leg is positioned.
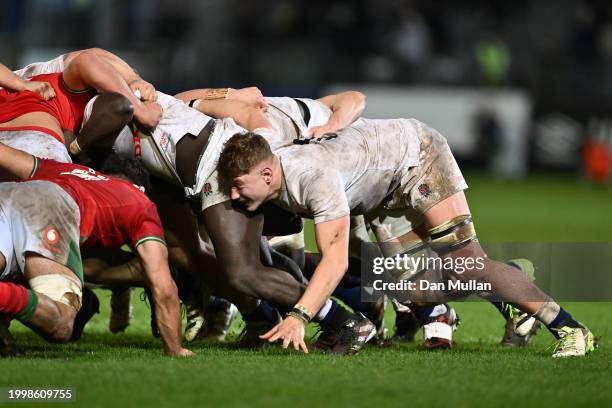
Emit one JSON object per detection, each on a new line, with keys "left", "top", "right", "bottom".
{"left": 22, "top": 254, "right": 82, "bottom": 342}
{"left": 201, "top": 201, "right": 307, "bottom": 305}
{"left": 366, "top": 212, "right": 460, "bottom": 349}
{"left": 202, "top": 202, "right": 376, "bottom": 353}
{"left": 413, "top": 122, "right": 593, "bottom": 357}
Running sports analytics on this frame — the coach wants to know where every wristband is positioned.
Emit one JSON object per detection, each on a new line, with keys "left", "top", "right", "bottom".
{"left": 287, "top": 310, "right": 310, "bottom": 324}
{"left": 294, "top": 303, "right": 313, "bottom": 318}
{"left": 188, "top": 99, "right": 203, "bottom": 109}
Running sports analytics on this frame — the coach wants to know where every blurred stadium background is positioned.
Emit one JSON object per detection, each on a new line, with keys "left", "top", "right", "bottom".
{"left": 2, "top": 0, "right": 612, "bottom": 182}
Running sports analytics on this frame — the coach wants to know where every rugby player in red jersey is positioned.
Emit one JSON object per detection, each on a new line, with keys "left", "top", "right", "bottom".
{"left": 0, "top": 143, "right": 193, "bottom": 357}
{"left": 0, "top": 51, "right": 161, "bottom": 163}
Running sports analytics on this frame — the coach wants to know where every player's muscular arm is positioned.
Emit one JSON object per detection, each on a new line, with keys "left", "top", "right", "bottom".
{"left": 63, "top": 48, "right": 156, "bottom": 101}
{"left": 201, "top": 202, "right": 306, "bottom": 306}
{"left": 62, "top": 51, "right": 161, "bottom": 128}
{"left": 0, "top": 63, "right": 55, "bottom": 100}
{"left": 0, "top": 143, "right": 36, "bottom": 180}
{"left": 188, "top": 99, "right": 272, "bottom": 131}
{"left": 296, "top": 216, "right": 350, "bottom": 314}
{"left": 136, "top": 241, "right": 194, "bottom": 357}
{"left": 175, "top": 87, "right": 267, "bottom": 109}
{"left": 260, "top": 216, "right": 350, "bottom": 352}
{"left": 309, "top": 91, "right": 366, "bottom": 137}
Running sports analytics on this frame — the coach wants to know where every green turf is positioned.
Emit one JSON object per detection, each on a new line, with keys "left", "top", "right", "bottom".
{"left": 1, "top": 173, "right": 611, "bottom": 408}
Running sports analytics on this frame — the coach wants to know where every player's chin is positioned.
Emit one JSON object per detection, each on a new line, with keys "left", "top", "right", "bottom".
{"left": 245, "top": 201, "right": 262, "bottom": 212}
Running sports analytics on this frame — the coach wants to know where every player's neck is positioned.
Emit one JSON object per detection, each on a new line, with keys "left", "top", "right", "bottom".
{"left": 267, "top": 155, "right": 283, "bottom": 200}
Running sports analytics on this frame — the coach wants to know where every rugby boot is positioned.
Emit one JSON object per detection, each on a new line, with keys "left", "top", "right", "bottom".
{"left": 202, "top": 298, "right": 238, "bottom": 342}
{"left": 315, "top": 313, "right": 376, "bottom": 355}
{"left": 184, "top": 302, "right": 206, "bottom": 343}
{"left": 551, "top": 326, "right": 595, "bottom": 357}
{"left": 500, "top": 306, "right": 541, "bottom": 347}
{"left": 499, "top": 258, "right": 541, "bottom": 346}
{"left": 420, "top": 305, "right": 459, "bottom": 351}
{"left": 392, "top": 300, "right": 420, "bottom": 342}
{"left": 363, "top": 295, "right": 387, "bottom": 345}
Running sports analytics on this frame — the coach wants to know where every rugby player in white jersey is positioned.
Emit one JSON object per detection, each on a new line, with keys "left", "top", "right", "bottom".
{"left": 216, "top": 117, "right": 596, "bottom": 357}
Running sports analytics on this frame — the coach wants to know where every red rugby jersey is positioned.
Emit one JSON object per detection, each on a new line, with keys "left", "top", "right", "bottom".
{"left": 0, "top": 73, "right": 95, "bottom": 135}
{"left": 28, "top": 158, "right": 165, "bottom": 249}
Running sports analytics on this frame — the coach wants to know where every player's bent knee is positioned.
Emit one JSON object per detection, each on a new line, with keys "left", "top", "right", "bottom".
{"left": 47, "top": 314, "right": 75, "bottom": 343}
{"left": 29, "top": 274, "right": 83, "bottom": 312}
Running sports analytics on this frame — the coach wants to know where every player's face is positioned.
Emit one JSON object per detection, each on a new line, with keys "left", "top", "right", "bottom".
{"left": 230, "top": 170, "right": 269, "bottom": 211}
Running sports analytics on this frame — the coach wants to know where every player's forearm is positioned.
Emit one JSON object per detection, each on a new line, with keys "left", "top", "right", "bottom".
{"left": 190, "top": 99, "right": 272, "bottom": 131}
{"left": 296, "top": 249, "right": 348, "bottom": 316}
{"left": 0, "top": 63, "right": 27, "bottom": 91}
{"left": 175, "top": 88, "right": 229, "bottom": 102}
{"left": 0, "top": 143, "right": 36, "bottom": 180}
{"left": 151, "top": 284, "right": 184, "bottom": 355}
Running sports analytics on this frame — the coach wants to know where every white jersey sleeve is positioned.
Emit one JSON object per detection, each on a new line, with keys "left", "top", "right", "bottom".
{"left": 13, "top": 55, "right": 65, "bottom": 78}
{"left": 292, "top": 168, "right": 350, "bottom": 224}
{"left": 295, "top": 97, "right": 333, "bottom": 128}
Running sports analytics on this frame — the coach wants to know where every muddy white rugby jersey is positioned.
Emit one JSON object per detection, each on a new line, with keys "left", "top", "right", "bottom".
{"left": 273, "top": 118, "right": 421, "bottom": 224}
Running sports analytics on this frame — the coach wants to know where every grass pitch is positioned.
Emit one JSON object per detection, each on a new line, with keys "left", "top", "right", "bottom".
{"left": 1, "top": 172, "right": 611, "bottom": 408}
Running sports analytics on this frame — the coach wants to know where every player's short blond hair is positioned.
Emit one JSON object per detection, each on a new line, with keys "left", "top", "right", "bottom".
{"left": 217, "top": 132, "right": 273, "bottom": 193}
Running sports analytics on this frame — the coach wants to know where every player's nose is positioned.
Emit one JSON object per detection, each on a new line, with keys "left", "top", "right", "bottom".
{"left": 230, "top": 188, "right": 240, "bottom": 201}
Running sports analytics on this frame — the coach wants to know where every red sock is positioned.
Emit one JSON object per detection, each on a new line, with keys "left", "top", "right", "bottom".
{"left": 0, "top": 281, "right": 30, "bottom": 317}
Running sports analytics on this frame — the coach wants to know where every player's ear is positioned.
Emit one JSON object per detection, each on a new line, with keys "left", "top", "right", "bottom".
{"left": 261, "top": 167, "right": 273, "bottom": 184}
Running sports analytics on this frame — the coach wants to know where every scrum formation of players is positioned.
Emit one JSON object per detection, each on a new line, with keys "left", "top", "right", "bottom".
{"left": 0, "top": 48, "right": 595, "bottom": 358}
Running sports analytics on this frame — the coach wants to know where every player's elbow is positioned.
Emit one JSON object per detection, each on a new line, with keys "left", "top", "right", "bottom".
{"left": 337, "top": 259, "right": 349, "bottom": 275}
{"left": 151, "top": 283, "right": 178, "bottom": 307}
{"left": 350, "top": 91, "right": 366, "bottom": 112}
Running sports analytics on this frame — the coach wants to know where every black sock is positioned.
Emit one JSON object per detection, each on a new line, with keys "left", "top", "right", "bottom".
{"left": 491, "top": 301, "right": 512, "bottom": 319}
{"left": 242, "top": 300, "right": 278, "bottom": 324}
{"left": 319, "top": 301, "right": 354, "bottom": 331}
{"left": 546, "top": 308, "right": 581, "bottom": 338}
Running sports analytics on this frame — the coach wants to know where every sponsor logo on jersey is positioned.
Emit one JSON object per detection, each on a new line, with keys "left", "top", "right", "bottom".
{"left": 42, "top": 227, "right": 62, "bottom": 254}
{"left": 60, "top": 168, "right": 110, "bottom": 181}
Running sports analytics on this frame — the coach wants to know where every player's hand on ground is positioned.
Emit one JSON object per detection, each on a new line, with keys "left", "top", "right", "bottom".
{"left": 227, "top": 87, "right": 268, "bottom": 110}
{"left": 134, "top": 100, "right": 162, "bottom": 129}
{"left": 130, "top": 78, "right": 157, "bottom": 102}
{"left": 260, "top": 315, "right": 309, "bottom": 353}
{"left": 166, "top": 347, "right": 195, "bottom": 357}
{"left": 22, "top": 80, "right": 56, "bottom": 100}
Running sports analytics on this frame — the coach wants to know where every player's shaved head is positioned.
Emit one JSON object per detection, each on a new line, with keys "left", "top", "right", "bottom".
{"left": 218, "top": 132, "right": 273, "bottom": 193}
